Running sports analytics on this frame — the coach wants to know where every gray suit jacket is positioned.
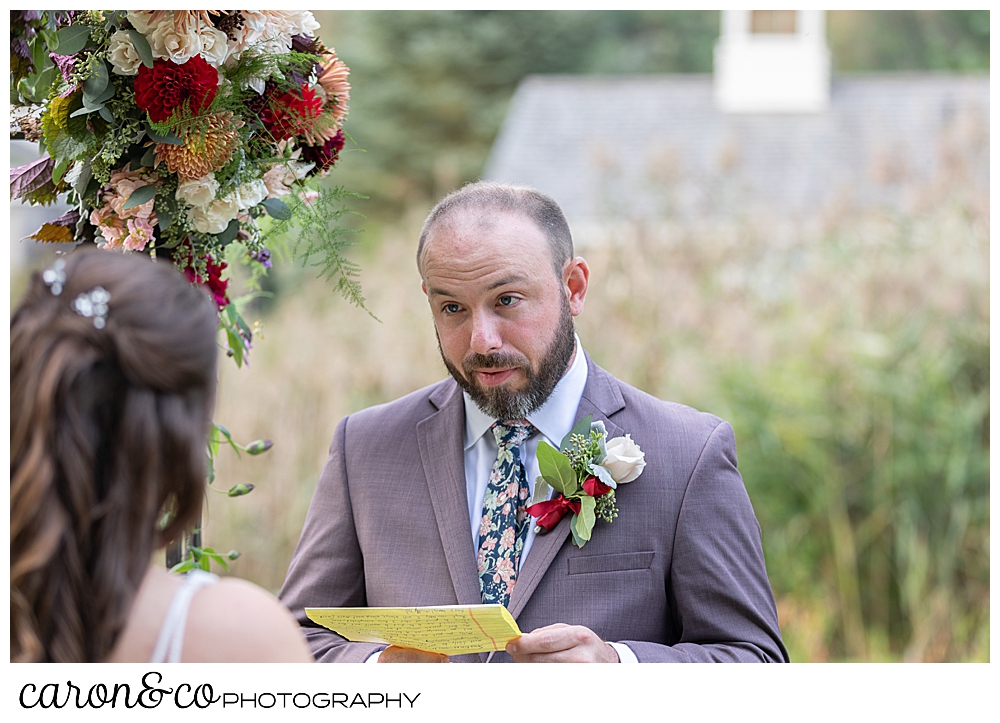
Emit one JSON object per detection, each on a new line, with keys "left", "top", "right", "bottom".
{"left": 279, "top": 354, "right": 788, "bottom": 662}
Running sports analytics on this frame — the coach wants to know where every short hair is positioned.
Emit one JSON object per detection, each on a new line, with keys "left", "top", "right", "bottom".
{"left": 416, "top": 181, "right": 574, "bottom": 277}
{"left": 11, "top": 248, "right": 218, "bottom": 662}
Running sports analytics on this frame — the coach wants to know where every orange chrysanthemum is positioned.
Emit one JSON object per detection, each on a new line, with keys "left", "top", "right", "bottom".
{"left": 155, "top": 112, "right": 243, "bottom": 179}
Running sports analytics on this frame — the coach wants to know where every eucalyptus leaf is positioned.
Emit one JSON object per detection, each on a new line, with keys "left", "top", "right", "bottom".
{"left": 560, "top": 414, "right": 593, "bottom": 452}
{"left": 536, "top": 441, "right": 578, "bottom": 496}
{"left": 98, "top": 107, "right": 114, "bottom": 123}
{"left": 82, "top": 60, "right": 110, "bottom": 99}
{"left": 145, "top": 124, "right": 185, "bottom": 145}
{"left": 127, "top": 28, "right": 154, "bottom": 68}
{"left": 84, "top": 81, "right": 115, "bottom": 107}
{"left": 69, "top": 105, "right": 98, "bottom": 118}
{"left": 140, "top": 146, "right": 156, "bottom": 168}
{"left": 214, "top": 218, "right": 241, "bottom": 246}
{"left": 121, "top": 183, "right": 156, "bottom": 210}
{"left": 262, "top": 197, "right": 292, "bottom": 220}
{"left": 56, "top": 25, "right": 91, "bottom": 55}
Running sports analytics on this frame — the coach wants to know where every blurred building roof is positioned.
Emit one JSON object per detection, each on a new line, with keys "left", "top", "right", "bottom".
{"left": 483, "top": 74, "right": 988, "bottom": 235}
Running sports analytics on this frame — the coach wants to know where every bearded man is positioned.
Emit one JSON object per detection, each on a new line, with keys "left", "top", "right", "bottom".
{"left": 279, "top": 182, "right": 788, "bottom": 663}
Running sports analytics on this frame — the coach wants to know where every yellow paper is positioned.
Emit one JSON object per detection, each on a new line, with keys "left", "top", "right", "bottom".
{"left": 305, "top": 604, "right": 522, "bottom": 656}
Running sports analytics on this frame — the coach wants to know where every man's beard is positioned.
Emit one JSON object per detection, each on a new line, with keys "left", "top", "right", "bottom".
{"left": 438, "top": 298, "right": 576, "bottom": 422}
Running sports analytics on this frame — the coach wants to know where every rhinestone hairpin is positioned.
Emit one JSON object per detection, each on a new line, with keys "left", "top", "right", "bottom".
{"left": 42, "top": 258, "right": 67, "bottom": 296}
{"left": 72, "top": 287, "right": 111, "bottom": 329}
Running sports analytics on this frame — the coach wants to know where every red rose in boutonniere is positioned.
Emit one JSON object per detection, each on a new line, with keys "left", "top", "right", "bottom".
{"left": 526, "top": 415, "right": 646, "bottom": 548}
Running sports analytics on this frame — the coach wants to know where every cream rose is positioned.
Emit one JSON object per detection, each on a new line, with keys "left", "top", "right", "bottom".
{"left": 199, "top": 26, "right": 229, "bottom": 67}
{"left": 176, "top": 173, "right": 220, "bottom": 208}
{"left": 600, "top": 434, "right": 646, "bottom": 484}
{"left": 108, "top": 30, "right": 142, "bottom": 75}
{"left": 126, "top": 10, "right": 157, "bottom": 34}
{"left": 149, "top": 19, "right": 202, "bottom": 63}
{"left": 190, "top": 195, "right": 239, "bottom": 234}
{"left": 234, "top": 179, "right": 268, "bottom": 209}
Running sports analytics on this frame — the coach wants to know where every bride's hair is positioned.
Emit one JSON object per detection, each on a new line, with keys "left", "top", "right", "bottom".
{"left": 11, "top": 249, "right": 219, "bottom": 662}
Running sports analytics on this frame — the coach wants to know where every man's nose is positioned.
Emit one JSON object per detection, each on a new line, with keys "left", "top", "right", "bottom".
{"left": 469, "top": 311, "right": 503, "bottom": 355}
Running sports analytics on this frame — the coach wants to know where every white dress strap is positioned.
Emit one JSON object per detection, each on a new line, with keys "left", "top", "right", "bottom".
{"left": 149, "top": 570, "right": 219, "bottom": 663}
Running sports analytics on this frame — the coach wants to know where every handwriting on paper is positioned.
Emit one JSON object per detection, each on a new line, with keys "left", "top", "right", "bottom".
{"left": 304, "top": 604, "right": 522, "bottom": 656}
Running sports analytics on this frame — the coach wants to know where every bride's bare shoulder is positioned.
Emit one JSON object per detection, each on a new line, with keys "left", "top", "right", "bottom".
{"left": 183, "top": 577, "right": 314, "bottom": 662}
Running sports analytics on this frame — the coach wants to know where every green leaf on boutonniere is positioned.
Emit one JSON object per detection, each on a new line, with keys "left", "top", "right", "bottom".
{"left": 570, "top": 496, "right": 597, "bottom": 547}
{"left": 560, "top": 414, "right": 593, "bottom": 452}
{"left": 537, "top": 440, "right": 578, "bottom": 496}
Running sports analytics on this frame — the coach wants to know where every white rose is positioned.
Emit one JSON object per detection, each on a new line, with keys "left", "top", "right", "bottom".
{"left": 600, "top": 434, "right": 646, "bottom": 484}
{"left": 190, "top": 195, "right": 239, "bottom": 234}
{"left": 149, "top": 19, "right": 202, "bottom": 63}
{"left": 176, "top": 173, "right": 220, "bottom": 208}
{"left": 107, "top": 30, "right": 142, "bottom": 75}
{"left": 126, "top": 11, "right": 157, "bottom": 34}
{"left": 199, "top": 26, "right": 229, "bottom": 67}
{"left": 235, "top": 179, "right": 268, "bottom": 209}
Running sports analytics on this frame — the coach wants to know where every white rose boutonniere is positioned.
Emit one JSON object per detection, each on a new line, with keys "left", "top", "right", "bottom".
{"left": 599, "top": 434, "right": 646, "bottom": 485}
{"left": 528, "top": 415, "right": 647, "bottom": 548}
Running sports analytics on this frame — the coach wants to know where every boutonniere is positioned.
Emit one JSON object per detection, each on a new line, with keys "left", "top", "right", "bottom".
{"left": 526, "top": 415, "right": 646, "bottom": 548}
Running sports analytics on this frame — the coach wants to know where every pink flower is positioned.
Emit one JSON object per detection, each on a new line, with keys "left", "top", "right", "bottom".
{"left": 123, "top": 218, "right": 154, "bottom": 252}
{"left": 483, "top": 536, "right": 497, "bottom": 552}
{"left": 499, "top": 527, "right": 515, "bottom": 550}
{"left": 506, "top": 482, "right": 519, "bottom": 499}
{"left": 496, "top": 558, "right": 515, "bottom": 582}
{"left": 479, "top": 515, "right": 491, "bottom": 537}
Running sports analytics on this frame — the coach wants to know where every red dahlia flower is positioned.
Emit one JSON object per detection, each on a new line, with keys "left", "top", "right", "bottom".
{"left": 134, "top": 56, "right": 219, "bottom": 123}
{"left": 260, "top": 84, "right": 323, "bottom": 141}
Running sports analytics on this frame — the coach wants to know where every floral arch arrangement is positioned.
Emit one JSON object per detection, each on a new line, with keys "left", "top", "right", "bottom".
{"left": 11, "top": 10, "right": 362, "bottom": 570}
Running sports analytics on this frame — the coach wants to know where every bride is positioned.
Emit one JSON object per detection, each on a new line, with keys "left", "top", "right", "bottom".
{"left": 11, "top": 249, "right": 312, "bottom": 663}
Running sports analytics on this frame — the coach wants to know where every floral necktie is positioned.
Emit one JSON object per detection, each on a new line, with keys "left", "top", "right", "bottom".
{"left": 477, "top": 420, "right": 535, "bottom": 608}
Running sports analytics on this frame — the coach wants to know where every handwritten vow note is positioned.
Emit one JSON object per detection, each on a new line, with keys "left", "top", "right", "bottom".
{"left": 305, "top": 604, "right": 522, "bottom": 656}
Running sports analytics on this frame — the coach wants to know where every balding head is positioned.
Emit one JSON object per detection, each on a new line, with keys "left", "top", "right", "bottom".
{"left": 416, "top": 182, "right": 574, "bottom": 278}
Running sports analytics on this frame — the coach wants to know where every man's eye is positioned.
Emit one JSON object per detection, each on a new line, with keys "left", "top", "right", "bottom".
{"left": 443, "top": 303, "right": 461, "bottom": 314}
{"left": 498, "top": 296, "right": 516, "bottom": 307}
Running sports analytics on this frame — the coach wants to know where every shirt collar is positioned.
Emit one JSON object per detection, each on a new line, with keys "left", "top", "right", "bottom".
{"left": 463, "top": 335, "right": 589, "bottom": 450}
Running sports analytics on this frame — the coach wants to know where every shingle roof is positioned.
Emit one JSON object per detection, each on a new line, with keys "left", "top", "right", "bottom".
{"left": 483, "top": 74, "right": 988, "bottom": 227}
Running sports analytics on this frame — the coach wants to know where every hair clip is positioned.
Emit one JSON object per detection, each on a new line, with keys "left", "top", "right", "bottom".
{"left": 42, "top": 259, "right": 67, "bottom": 296}
{"left": 72, "top": 287, "right": 111, "bottom": 329}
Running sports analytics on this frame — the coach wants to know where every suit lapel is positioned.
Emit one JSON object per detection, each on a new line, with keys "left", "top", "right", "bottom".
{"left": 416, "top": 382, "right": 483, "bottom": 607}
{"left": 506, "top": 354, "right": 626, "bottom": 621}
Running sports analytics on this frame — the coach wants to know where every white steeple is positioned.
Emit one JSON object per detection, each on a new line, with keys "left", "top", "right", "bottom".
{"left": 713, "top": 10, "right": 831, "bottom": 113}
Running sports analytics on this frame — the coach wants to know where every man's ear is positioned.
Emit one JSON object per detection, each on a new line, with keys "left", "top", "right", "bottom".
{"left": 421, "top": 279, "right": 428, "bottom": 297}
{"left": 564, "top": 256, "right": 590, "bottom": 317}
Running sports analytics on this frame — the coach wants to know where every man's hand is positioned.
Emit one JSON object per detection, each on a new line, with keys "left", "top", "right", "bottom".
{"left": 505, "top": 623, "right": 620, "bottom": 663}
{"left": 378, "top": 645, "right": 450, "bottom": 663}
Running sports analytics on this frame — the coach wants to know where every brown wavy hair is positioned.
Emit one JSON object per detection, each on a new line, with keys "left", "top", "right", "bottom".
{"left": 11, "top": 249, "right": 219, "bottom": 662}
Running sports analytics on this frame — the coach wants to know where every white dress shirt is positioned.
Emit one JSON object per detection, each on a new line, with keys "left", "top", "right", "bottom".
{"left": 369, "top": 336, "right": 636, "bottom": 662}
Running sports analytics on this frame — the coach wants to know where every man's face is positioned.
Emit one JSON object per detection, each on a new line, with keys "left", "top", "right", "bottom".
{"left": 420, "top": 210, "right": 581, "bottom": 421}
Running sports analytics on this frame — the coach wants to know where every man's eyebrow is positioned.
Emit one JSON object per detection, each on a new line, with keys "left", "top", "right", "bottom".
{"left": 425, "top": 285, "right": 455, "bottom": 298}
{"left": 486, "top": 274, "right": 527, "bottom": 290}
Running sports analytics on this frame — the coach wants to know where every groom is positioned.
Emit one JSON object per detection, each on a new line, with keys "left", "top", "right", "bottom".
{"left": 279, "top": 182, "right": 788, "bottom": 663}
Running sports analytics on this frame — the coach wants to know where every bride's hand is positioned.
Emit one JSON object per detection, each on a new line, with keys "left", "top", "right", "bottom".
{"left": 378, "top": 645, "right": 450, "bottom": 663}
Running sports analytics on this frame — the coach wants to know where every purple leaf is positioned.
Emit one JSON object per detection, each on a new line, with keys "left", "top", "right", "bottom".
{"left": 10, "top": 156, "right": 55, "bottom": 201}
